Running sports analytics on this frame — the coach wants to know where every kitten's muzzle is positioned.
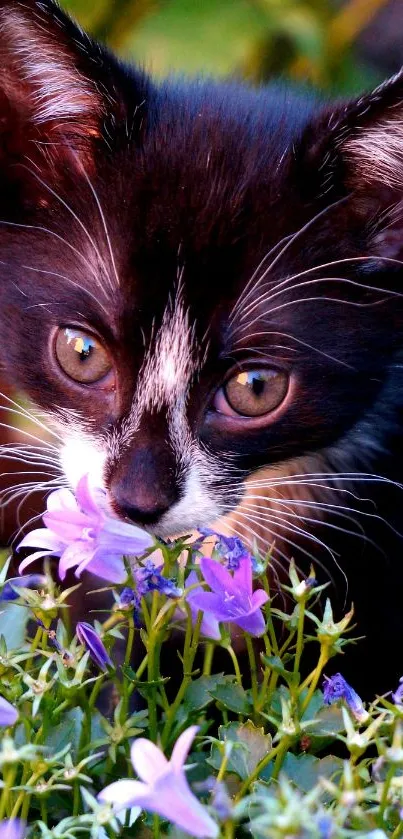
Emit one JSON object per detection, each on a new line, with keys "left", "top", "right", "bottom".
{"left": 108, "top": 444, "right": 179, "bottom": 529}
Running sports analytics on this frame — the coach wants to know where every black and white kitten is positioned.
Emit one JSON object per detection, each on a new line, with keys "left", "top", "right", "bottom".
{"left": 1, "top": 0, "right": 403, "bottom": 694}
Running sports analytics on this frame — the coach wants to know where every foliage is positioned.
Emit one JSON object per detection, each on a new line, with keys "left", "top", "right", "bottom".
{"left": 1, "top": 531, "right": 403, "bottom": 837}
{"left": 61, "top": 0, "right": 391, "bottom": 94}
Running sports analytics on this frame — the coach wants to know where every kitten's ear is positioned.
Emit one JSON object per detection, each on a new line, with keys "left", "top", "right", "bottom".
{"left": 299, "top": 68, "right": 403, "bottom": 257}
{"left": 0, "top": 0, "right": 140, "bottom": 175}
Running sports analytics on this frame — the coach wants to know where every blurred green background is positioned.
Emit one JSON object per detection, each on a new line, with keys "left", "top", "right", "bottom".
{"left": 62, "top": 0, "right": 396, "bottom": 95}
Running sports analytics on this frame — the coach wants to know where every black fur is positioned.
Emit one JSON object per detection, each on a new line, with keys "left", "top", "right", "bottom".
{"left": 1, "top": 0, "right": 403, "bottom": 695}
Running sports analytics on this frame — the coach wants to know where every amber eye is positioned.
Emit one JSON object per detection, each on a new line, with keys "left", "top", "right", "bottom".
{"left": 55, "top": 327, "right": 112, "bottom": 384}
{"left": 216, "top": 369, "right": 289, "bottom": 417}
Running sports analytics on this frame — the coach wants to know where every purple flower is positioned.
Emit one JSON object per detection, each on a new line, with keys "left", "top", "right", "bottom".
{"left": 323, "top": 673, "right": 368, "bottom": 722}
{"left": 119, "top": 587, "right": 139, "bottom": 609}
{"left": 0, "top": 697, "right": 18, "bottom": 727}
{"left": 17, "top": 474, "right": 153, "bottom": 583}
{"left": 135, "top": 560, "right": 182, "bottom": 599}
{"left": 76, "top": 622, "right": 113, "bottom": 671}
{"left": 0, "top": 821, "right": 26, "bottom": 839}
{"left": 0, "top": 574, "right": 47, "bottom": 602}
{"left": 188, "top": 556, "right": 268, "bottom": 637}
{"left": 392, "top": 676, "right": 403, "bottom": 706}
{"left": 197, "top": 529, "right": 251, "bottom": 570}
{"left": 98, "top": 726, "right": 218, "bottom": 837}
{"left": 185, "top": 571, "right": 221, "bottom": 640}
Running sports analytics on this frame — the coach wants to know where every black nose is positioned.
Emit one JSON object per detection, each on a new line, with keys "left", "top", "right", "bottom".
{"left": 109, "top": 444, "right": 179, "bottom": 527}
{"left": 115, "top": 498, "right": 171, "bottom": 526}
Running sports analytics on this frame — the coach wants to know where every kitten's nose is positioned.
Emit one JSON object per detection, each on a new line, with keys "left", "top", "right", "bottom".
{"left": 109, "top": 444, "right": 178, "bottom": 528}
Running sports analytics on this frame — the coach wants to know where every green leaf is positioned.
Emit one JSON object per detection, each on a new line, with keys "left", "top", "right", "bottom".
{"left": 280, "top": 752, "right": 343, "bottom": 792}
{"left": 45, "top": 707, "right": 84, "bottom": 759}
{"left": 0, "top": 602, "right": 29, "bottom": 649}
{"left": 209, "top": 677, "right": 252, "bottom": 714}
{"left": 184, "top": 674, "right": 226, "bottom": 711}
{"left": 208, "top": 722, "right": 272, "bottom": 780}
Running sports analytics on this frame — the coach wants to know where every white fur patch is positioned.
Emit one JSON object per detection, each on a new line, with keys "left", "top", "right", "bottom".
{"left": 0, "top": 8, "right": 98, "bottom": 126}
{"left": 344, "top": 117, "right": 403, "bottom": 189}
{"left": 59, "top": 433, "right": 106, "bottom": 490}
{"left": 129, "top": 290, "right": 197, "bottom": 433}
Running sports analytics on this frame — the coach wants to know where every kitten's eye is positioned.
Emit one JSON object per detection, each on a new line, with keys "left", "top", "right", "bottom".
{"left": 55, "top": 328, "right": 112, "bottom": 384}
{"left": 215, "top": 368, "right": 289, "bottom": 417}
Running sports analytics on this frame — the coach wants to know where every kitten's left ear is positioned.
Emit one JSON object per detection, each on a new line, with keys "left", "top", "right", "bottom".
{"left": 0, "top": 0, "right": 146, "bottom": 174}
{"left": 298, "top": 68, "right": 403, "bottom": 257}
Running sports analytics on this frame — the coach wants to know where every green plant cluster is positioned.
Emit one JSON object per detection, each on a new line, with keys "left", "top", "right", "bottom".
{"left": 0, "top": 545, "right": 403, "bottom": 837}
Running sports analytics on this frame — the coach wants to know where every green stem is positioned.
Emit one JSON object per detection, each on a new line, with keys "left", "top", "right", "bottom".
{"left": 147, "top": 592, "right": 160, "bottom": 742}
{"left": 227, "top": 646, "right": 242, "bottom": 687}
{"left": 122, "top": 616, "right": 135, "bottom": 717}
{"left": 245, "top": 635, "right": 258, "bottom": 707}
{"left": 379, "top": 764, "right": 395, "bottom": 825}
{"left": 0, "top": 766, "right": 17, "bottom": 819}
{"left": 292, "top": 602, "right": 305, "bottom": 687}
{"left": 203, "top": 643, "right": 214, "bottom": 676}
{"left": 299, "top": 646, "right": 329, "bottom": 715}
{"left": 161, "top": 610, "right": 202, "bottom": 747}
{"left": 270, "top": 736, "right": 292, "bottom": 782}
{"left": 236, "top": 740, "right": 285, "bottom": 799}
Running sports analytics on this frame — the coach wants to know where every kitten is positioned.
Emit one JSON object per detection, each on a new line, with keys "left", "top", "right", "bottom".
{"left": 1, "top": 0, "right": 403, "bottom": 695}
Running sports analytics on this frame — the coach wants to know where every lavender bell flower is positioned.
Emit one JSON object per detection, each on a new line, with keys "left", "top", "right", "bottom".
{"left": 17, "top": 474, "right": 153, "bottom": 583}
{"left": 187, "top": 556, "right": 268, "bottom": 637}
{"left": 0, "top": 821, "right": 26, "bottom": 839}
{"left": 323, "top": 673, "right": 369, "bottom": 722}
{"left": 0, "top": 697, "right": 18, "bottom": 727}
{"left": 98, "top": 725, "right": 218, "bottom": 838}
{"left": 185, "top": 571, "right": 221, "bottom": 640}
{"left": 76, "top": 622, "right": 113, "bottom": 671}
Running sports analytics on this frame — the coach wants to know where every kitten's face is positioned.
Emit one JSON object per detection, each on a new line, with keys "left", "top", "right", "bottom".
{"left": 2, "top": 0, "right": 403, "bottom": 548}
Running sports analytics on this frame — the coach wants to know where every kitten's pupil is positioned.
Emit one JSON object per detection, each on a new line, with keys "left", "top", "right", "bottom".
{"left": 70, "top": 333, "right": 93, "bottom": 363}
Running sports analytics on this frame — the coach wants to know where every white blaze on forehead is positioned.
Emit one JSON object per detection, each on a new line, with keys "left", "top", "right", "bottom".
{"left": 131, "top": 290, "right": 197, "bottom": 425}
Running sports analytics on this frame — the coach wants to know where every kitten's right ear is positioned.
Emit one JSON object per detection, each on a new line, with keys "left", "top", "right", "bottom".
{"left": 0, "top": 0, "right": 147, "bottom": 176}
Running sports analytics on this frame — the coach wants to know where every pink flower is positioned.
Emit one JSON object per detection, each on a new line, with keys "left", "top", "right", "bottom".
{"left": 99, "top": 726, "right": 218, "bottom": 837}
{"left": 17, "top": 475, "right": 153, "bottom": 583}
{"left": 188, "top": 556, "right": 268, "bottom": 637}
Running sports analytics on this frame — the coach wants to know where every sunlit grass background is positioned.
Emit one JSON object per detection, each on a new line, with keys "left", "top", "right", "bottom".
{"left": 63, "top": 0, "right": 390, "bottom": 92}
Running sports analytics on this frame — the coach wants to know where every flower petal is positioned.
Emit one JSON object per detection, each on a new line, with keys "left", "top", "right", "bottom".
{"left": 18, "top": 550, "right": 59, "bottom": 574}
{"left": 199, "top": 557, "right": 236, "bottom": 597}
{"left": 100, "top": 518, "right": 153, "bottom": 555}
{"left": 170, "top": 725, "right": 199, "bottom": 772}
{"left": 232, "top": 554, "right": 253, "bottom": 597}
{"left": 251, "top": 589, "right": 269, "bottom": 610}
{"left": 47, "top": 488, "right": 78, "bottom": 513}
{"left": 0, "top": 819, "right": 26, "bottom": 839}
{"left": 75, "top": 474, "right": 102, "bottom": 518}
{"left": 79, "top": 550, "right": 127, "bottom": 583}
{"left": 98, "top": 780, "right": 149, "bottom": 811}
{"left": 17, "top": 528, "right": 64, "bottom": 552}
{"left": 0, "top": 696, "right": 18, "bottom": 726}
{"left": 235, "top": 607, "right": 266, "bottom": 637}
{"left": 152, "top": 771, "right": 219, "bottom": 838}
{"left": 58, "top": 542, "right": 95, "bottom": 580}
{"left": 43, "top": 509, "right": 91, "bottom": 542}
{"left": 187, "top": 591, "right": 234, "bottom": 621}
{"left": 131, "top": 738, "right": 169, "bottom": 783}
